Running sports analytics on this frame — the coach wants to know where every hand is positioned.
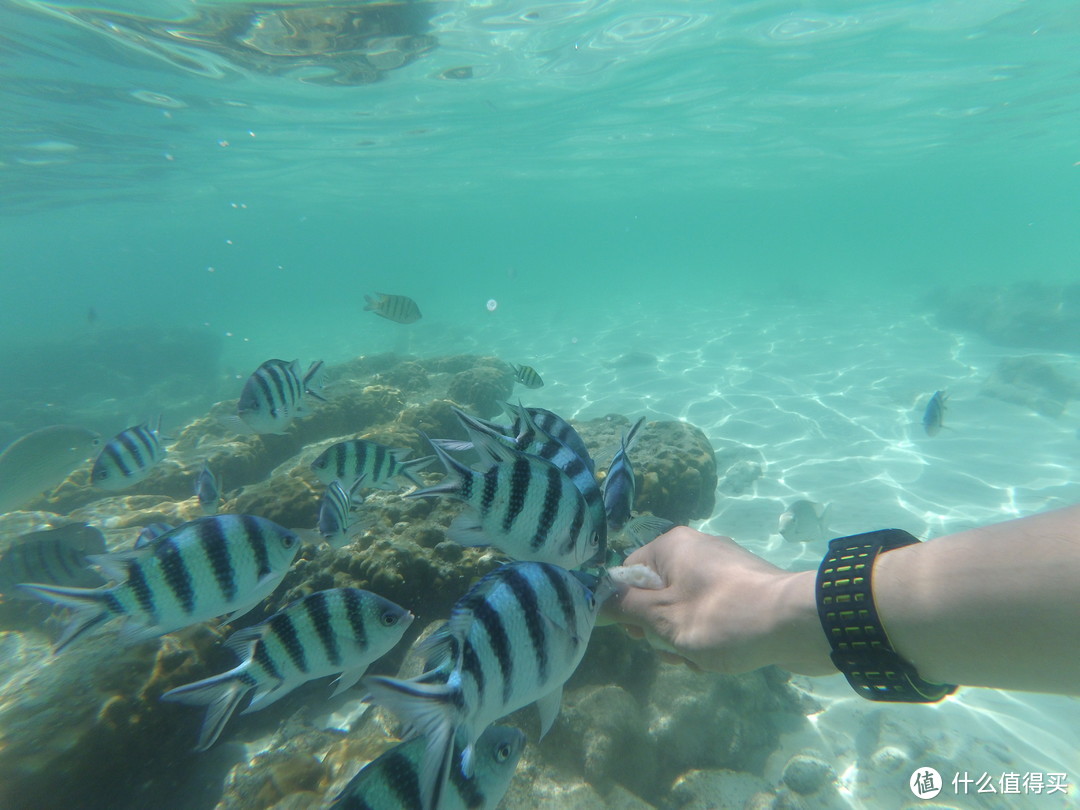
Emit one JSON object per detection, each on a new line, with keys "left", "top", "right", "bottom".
{"left": 604, "top": 526, "right": 835, "bottom": 676}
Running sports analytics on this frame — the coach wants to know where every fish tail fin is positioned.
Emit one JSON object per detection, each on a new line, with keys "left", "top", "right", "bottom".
{"left": 363, "top": 294, "right": 379, "bottom": 311}
{"left": 399, "top": 454, "right": 435, "bottom": 487}
{"left": 303, "top": 360, "right": 327, "bottom": 401}
{"left": 362, "top": 674, "right": 460, "bottom": 810}
{"left": 622, "top": 415, "right": 647, "bottom": 451}
{"left": 17, "top": 582, "right": 113, "bottom": 653}
{"left": 160, "top": 669, "right": 254, "bottom": 751}
{"left": 407, "top": 434, "right": 469, "bottom": 499}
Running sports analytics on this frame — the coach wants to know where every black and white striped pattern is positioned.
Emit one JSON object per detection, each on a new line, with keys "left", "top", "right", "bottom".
{"left": 329, "top": 725, "right": 524, "bottom": 810}
{"left": 194, "top": 462, "right": 219, "bottom": 515}
{"left": 364, "top": 293, "right": 422, "bottom": 324}
{"left": 411, "top": 437, "right": 601, "bottom": 569}
{"left": 602, "top": 416, "right": 646, "bottom": 532}
{"left": 0, "top": 523, "right": 106, "bottom": 598}
{"left": 510, "top": 364, "right": 544, "bottom": 389}
{"left": 237, "top": 358, "right": 323, "bottom": 435}
{"left": 318, "top": 478, "right": 364, "bottom": 549}
{"left": 311, "top": 439, "right": 428, "bottom": 491}
{"left": 162, "top": 588, "right": 412, "bottom": 750}
{"left": 364, "top": 561, "right": 608, "bottom": 810}
{"left": 91, "top": 422, "right": 164, "bottom": 490}
{"left": 457, "top": 406, "right": 607, "bottom": 564}
{"left": 19, "top": 515, "right": 301, "bottom": 652}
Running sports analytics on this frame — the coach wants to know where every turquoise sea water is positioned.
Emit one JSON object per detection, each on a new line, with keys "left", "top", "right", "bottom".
{"left": 2, "top": 1, "right": 1080, "bottom": 809}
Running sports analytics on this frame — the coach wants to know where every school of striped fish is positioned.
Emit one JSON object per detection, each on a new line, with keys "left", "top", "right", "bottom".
{"left": 0, "top": 313, "right": 671, "bottom": 809}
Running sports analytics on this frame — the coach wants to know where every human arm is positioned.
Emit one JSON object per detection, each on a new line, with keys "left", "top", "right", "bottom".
{"left": 607, "top": 505, "right": 1080, "bottom": 696}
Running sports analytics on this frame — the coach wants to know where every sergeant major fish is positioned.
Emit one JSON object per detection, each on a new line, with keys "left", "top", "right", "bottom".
{"left": 410, "top": 433, "right": 602, "bottom": 569}
{"left": 235, "top": 359, "right": 326, "bottom": 435}
{"left": 91, "top": 420, "right": 165, "bottom": 490}
{"left": 364, "top": 293, "right": 422, "bottom": 324}
{"left": 922, "top": 390, "right": 948, "bottom": 437}
{"left": 318, "top": 478, "right": 365, "bottom": 549}
{"left": 194, "top": 463, "right": 220, "bottom": 515}
{"left": 310, "top": 439, "right": 429, "bottom": 491}
{"left": 0, "top": 523, "right": 106, "bottom": 598}
{"left": 510, "top": 363, "right": 543, "bottom": 389}
{"left": 602, "top": 416, "right": 645, "bottom": 533}
{"left": 455, "top": 405, "right": 607, "bottom": 560}
{"left": 438, "top": 406, "right": 594, "bottom": 475}
{"left": 162, "top": 588, "right": 412, "bottom": 750}
{"left": 329, "top": 725, "right": 524, "bottom": 810}
{"left": 364, "top": 562, "right": 611, "bottom": 810}
{"left": 19, "top": 514, "right": 300, "bottom": 652}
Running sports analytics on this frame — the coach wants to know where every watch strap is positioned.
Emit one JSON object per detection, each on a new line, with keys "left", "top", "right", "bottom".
{"left": 816, "top": 529, "right": 957, "bottom": 703}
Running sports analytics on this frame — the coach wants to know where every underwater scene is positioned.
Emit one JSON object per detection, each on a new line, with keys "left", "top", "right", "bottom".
{"left": 1, "top": 0, "right": 1079, "bottom": 809}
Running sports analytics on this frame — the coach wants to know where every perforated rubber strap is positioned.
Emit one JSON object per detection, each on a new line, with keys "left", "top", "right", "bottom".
{"left": 816, "top": 529, "right": 958, "bottom": 703}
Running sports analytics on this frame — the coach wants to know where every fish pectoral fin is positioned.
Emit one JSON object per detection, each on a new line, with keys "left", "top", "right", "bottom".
{"left": 447, "top": 513, "right": 493, "bottom": 548}
{"left": 329, "top": 667, "right": 366, "bottom": 699}
{"left": 535, "top": 684, "right": 564, "bottom": 740}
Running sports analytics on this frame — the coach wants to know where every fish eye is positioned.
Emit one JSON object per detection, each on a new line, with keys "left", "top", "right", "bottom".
{"left": 94, "top": 467, "right": 108, "bottom": 479}
{"left": 381, "top": 610, "right": 399, "bottom": 626}
{"left": 590, "top": 531, "right": 600, "bottom": 546}
{"left": 496, "top": 743, "right": 512, "bottom": 762}
{"left": 282, "top": 533, "right": 297, "bottom": 549}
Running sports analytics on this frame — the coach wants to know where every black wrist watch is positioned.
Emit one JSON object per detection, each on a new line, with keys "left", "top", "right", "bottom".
{"left": 816, "top": 529, "right": 957, "bottom": 702}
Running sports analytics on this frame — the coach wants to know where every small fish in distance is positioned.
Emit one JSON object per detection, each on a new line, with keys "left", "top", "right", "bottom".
{"left": 364, "top": 293, "right": 421, "bottom": 324}
{"left": 328, "top": 725, "right": 524, "bottom": 810}
{"left": 0, "top": 523, "right": 106, "bottom": 598}
{"left": 162, "top": 588, "right": 412, "bottom": 751}
{"left": 510, "top": 363, "right": 544, "bottom": 389}
{"left": 19, "top": 514, "right": 300, "bottom": 652}
{"left": 91, "top": 420, "right": 165, "bottom": 490}
{"left": 0, "top": 425, "right": 101, "bottom": 513}
{"left": 778, "top": 500, "right": 830, "bottom": 543}
{"left": 922, "top": 390, "right": 948, "bottom": 437}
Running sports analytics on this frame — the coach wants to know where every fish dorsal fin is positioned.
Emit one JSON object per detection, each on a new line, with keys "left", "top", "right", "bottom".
{"left": 224, "top": 624, "right": 269, "bottom": 660}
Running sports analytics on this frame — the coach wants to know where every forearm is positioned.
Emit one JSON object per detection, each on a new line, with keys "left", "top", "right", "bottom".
{"left": 871, "top": 505, "right": 1080, "bottom": 695}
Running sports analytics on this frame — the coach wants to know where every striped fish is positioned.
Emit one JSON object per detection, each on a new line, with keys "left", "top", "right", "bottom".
{"left": 318, "top": 478, "right": 365, "bottom": 549}
{"left": 236, "top": 359, "right": 326, "bottom": 435}
{"left": 922, "top": 390, "right": 948, "bottom": 437}
{"left": 456, "top": 406, "right": 607, "bottom": 561}
{"left": 329, "top": 725, "right": 524, "bottom": 810}
{"left": 91, "top": 420, "right": 165, "bottom": 490}
{"left": 410, "top": 435, "right": 602, "bottom": 569}
{"left": 602, "top": 416, "right": 645, "bottom": 532}
{"left": 194, "top": 463, "right": 220, "bottom": 515}
{"left": 364, "top": 562, "right": 610, "bottom": 810}
{"left": 510, "top": 364, "right": 543, "bottom": 390}
{"left": 311, "top": 439, "right": 430, "bottom": 491}
{"left": 19, "top": 514, "right": 300, "bottom": 652}
{"left": 364, "top": 293, "right": 421, "bottom": 324}
{"left": 0, "top": 523, "right": 106, "bottom": 599}
{"left": 439, "top": 406, "right": 595, "bottom": 475}
{"left": 500, "top": 405, "right": 594, "bottom": 474}
{"left": 162, "top": 588, "right": 412, "bottom": 751}
{"left": 134, "top": 522, "right": 174, "bottom": 549}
